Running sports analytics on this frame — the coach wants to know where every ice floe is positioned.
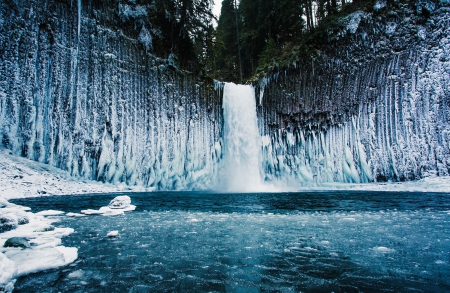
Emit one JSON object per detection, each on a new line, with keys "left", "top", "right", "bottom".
{"left": 80, "top": 195, "right": 136, "bottom": 216}
{"left": 107, "top": 230, "right": 119, "bottom": 237}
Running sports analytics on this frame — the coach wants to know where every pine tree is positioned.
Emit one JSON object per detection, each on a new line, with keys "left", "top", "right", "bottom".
{"left": 215, "top": 0, "right": 242, "bottom": 82}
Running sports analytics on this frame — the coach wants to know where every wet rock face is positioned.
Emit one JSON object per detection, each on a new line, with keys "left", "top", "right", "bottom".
{"left": 257, "top": 4, "right": 450, "bottom": 184}
{"left": 0, "top": 1, "right": 222, "bottom": 190}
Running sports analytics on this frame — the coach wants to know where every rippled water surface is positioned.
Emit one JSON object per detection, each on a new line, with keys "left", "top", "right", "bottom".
{"left": 10, "top": 191, "right": 450, "bottom": 292}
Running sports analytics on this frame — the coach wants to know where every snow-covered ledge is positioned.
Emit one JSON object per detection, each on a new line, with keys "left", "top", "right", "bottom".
{"left": 0, "top": 149, "right": 150, "bottom": 200}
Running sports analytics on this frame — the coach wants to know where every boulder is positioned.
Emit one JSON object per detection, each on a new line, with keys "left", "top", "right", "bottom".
{"left": 3, "top": 237, "right": 30, "bottom": 249}
{"left": 0, "top": 210, "right": 29, "bottom": 232}
{"left": 108, "top": 196, "right": 131, "bottom": 209}
{"left": 0, "top": 214, "right": 18, "bottom": 233}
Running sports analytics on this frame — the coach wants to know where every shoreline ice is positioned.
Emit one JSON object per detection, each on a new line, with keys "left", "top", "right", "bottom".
{"left": 0, "top": 199, "right": 77, "bottom": 292}
{"left": 1, "top": 148, "right": 449, "bottom": 200}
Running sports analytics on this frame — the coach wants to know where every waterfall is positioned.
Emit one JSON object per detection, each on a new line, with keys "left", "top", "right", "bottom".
{"left": 220, "top": 82, "right": 265, "bottom": 191}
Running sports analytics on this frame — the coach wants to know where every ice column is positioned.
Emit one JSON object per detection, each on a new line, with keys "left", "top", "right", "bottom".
{"left": 220, "top": 83, "right": 264, "bottom": 191}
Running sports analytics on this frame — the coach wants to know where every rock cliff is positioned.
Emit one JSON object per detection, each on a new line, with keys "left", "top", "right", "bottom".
{"left": 256, "top": 2, "right": 450, "bottom": 184}
{"left": 0, "top": 0, "right": 222, "bottom": 190}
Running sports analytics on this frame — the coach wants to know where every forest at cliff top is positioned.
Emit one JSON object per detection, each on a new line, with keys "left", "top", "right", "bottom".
{"left": 60, "top": 0, "right": 435, "bottom": 82}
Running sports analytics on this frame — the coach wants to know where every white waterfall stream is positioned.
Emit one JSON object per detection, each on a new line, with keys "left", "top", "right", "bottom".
{"left": 220, "top": 82, "right": 266, "bottom": 192}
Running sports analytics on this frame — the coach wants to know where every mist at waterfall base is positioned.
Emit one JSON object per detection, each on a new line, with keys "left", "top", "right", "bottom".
{"left": 10, "top": 192, "right": 450, "bottom": 292}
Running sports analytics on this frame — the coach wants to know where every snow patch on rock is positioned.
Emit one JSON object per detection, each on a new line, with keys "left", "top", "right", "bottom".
{"left": 373, "top": 0, "right": 386, "bottom": 11}
{"left": 343, "top": 11, "right": 367, "bottom": 35}
{"left": 139, "top": 25, "right": 152, "bottom": 51}
{"left": 118, "top": 4, "right": 148, "bottom": 20}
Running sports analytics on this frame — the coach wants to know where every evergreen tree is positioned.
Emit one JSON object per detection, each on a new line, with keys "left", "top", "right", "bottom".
{"left": 140, "top": 0, "right": 215, "bottom": 71}
{"left": 214, "top": 0, "right": 374, "bottom": 80}
{"left": 215, "top": 0, "right": 242, "bottom": 82}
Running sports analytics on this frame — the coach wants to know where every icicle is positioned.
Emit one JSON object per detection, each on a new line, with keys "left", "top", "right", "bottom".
{"left": 77, "top": 0, "right": 81, "bottom": 42}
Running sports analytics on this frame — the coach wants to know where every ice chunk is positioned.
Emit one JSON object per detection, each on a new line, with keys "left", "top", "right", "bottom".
{"left": 372, "top": 246, "right": 395, "bottom": 253}
{"left": 0, "top": 198, "right": 8, "bottom": 208}
{"left": 0, "top": 209, "right": 29, "bottom": 232}
{"left": 66, "top": 212, "right": 86, "bottom": 217}
{"left": 107, "top": 230, "right": 119, "bottom": 237}
{"left": 80, "top": 209, "right": 105, "bottom": 215}
{"left": 68, "top": 269, "right": 84, "bottom": 279}
{"left": 99, "top": 207, "right": 124, "bottom": 216}
{"left": 35, "top": 210, "right": 65, "bottom": 216}
{"left": 5, "top": 246, "right": 78, "bottom": 276}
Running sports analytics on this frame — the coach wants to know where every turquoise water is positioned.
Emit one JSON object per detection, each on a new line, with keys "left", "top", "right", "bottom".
{"left": 11, "top": 191, "right": 450, "bottom": 292}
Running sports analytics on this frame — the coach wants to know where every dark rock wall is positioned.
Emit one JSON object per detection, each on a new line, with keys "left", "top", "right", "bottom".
{"left": 0, "top": 0, "right": 222, "bottom": 190}
{"left": 256, "top": 4, "right": 450, "bottom": 184}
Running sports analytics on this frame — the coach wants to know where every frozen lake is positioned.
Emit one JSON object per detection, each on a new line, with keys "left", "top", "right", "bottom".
{"left": 10, "top": 191, "right": 450, "bottom": 292}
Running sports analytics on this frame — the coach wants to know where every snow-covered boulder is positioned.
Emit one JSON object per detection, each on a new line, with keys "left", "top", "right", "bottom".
{"left": 3, "top": 237, "right": 30, "bottom": 249}
{"left": 81, "top": 196, "right": 135, "bottom": 216}
{"left": 108, "top": 196, "right": 132, "bottom": 209}
{"left": 0, "top": 209, "right": 30, "bottom": 232}
{"left": 0, "top": 213, "right": 17, "bottom": 233}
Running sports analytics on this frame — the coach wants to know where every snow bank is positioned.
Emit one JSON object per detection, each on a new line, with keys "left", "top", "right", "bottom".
{"left": 0, "top": 198, "right": 77, "bottom": 292}
{"left": 0, "top": 148, "right": 148, "bottom": 200}
{"left": 0, "top": 252, "right": 17, "bottom": 293}
{"left": 324, "top": 176, "right": 450, "bottom": 192}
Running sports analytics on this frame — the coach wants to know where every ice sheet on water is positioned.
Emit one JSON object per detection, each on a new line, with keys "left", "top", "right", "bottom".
{"left": 66, "top": 212, "right": 85, "bottom": 217}
{"left": 35, "top": 210, "right": 65, "bottom": 216}
{"left": 5, "top": 246, "right": 78, "bottom": 276}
